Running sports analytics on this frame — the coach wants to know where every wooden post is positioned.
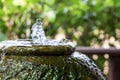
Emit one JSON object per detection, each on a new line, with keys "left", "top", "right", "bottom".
{"left": 108, "top": 55, "right": 120, "bottom": 80}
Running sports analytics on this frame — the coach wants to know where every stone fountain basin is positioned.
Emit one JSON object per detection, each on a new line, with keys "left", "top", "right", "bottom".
{"left": 0, "top": 39, "right": 105, "bottom": 80}
{"left": 0, "top": 39, "right": 75, "bottom": 56}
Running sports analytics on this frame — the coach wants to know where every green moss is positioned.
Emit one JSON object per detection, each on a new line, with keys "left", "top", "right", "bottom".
{"left": 0, "top": 55, "right": 98, "bottom": 80}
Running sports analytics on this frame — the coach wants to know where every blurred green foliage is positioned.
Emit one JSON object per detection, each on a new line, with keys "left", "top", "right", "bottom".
{"left": 1, "top": 0, "right": 119, "bottom": 77}
{"left": 0, "top": 0, "right": 120, "bottom": 47}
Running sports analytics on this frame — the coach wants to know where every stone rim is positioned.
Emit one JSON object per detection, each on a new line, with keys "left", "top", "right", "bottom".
{"left": 0, "top": 39, "right": 75, "bottom": 56}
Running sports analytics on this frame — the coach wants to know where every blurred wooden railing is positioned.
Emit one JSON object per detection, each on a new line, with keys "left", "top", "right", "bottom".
{"left": 76, "top": 47, "right": 120, "bottom": 80}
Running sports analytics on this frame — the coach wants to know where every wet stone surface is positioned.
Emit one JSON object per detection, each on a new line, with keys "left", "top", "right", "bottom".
{"left": 0, "top": 40, "right": 75, "bottom": 56}
{"left": 0, "top": 40, "right": 105, "bottom": 80}
{"left": 0, "top": 52, "right": 105, "bottom": 80}
{"left": 0, "top": 56, "right": 97, "bottom": 80}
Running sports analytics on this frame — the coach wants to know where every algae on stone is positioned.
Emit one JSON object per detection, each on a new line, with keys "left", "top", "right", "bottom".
{"left": 0, "top": 56, "right": 97, "bottom": 80}
{"left": 0, "top": 52, "right": 105, "bottom": 80}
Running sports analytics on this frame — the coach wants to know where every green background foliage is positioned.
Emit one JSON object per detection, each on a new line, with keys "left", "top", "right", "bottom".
{"left": 0, "top": 0, "right": 120, "bottom": 77}
{"left": 0, "top": 0, "right": 120, "bottom": 47}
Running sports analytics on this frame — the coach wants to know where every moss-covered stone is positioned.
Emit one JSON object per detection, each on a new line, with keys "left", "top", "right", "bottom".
{"left": 0, "top": 40, "right": 105, "bottom": 80}
{"left": 0, "top": 52, "right": 105, "bottom": 80}
{"left": 0, "top": 40, "right": 75, "bottom": 56}
{"left": 0, "top": 55, "right": 98, "bottom": 80}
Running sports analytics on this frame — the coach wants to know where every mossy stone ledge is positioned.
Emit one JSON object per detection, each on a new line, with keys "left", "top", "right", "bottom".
{"left": 0, "top": 40, "right": 105, "bottom": 80}
{"left": 0, "top": 39, "right": 75, "bottom": 56}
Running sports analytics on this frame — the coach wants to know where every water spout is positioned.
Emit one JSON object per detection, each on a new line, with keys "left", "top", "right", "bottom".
{"left": 31, "top": 19, "right": 48, "bottom": 45}
{"left": 31, "top": 19, "right": 76, "bottom": 47}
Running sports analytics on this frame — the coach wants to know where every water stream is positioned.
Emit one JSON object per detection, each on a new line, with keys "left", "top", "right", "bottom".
{"left": 31, "top": 19, "right": 75, "bottom": 47}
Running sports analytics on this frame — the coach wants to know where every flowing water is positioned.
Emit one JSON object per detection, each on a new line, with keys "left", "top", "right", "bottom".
{"left": 72, "top": 52, "right": 105, "bottom": 80}
{"left": 31, "top": 19, "right": 75, "bottom": 47}
{"left": 0, "top": 19, "right": 105, "bottom": 80}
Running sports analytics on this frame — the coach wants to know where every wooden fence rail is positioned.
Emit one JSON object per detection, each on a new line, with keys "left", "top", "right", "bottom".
{"left": 76, "top": 47, "right": 120, "bottom": 80}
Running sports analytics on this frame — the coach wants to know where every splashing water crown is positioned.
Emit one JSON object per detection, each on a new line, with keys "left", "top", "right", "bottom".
{"left": 31, "top": 19, "right": 76, "bottom": 47}
{"left": 31, "top": 19, "right": 48, "bottom": 45}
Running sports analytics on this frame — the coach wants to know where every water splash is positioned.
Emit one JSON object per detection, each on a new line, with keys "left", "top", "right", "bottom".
{"left": 0, "top": 19, "right": 76, "bottom": 60}
{"left": 72, "top": 52, "right": 105, "bottom": 80}
{"left": 31, "top": 19, "right": 76, "bottom": 47}
{"left": 31, "top": 19, "right": 48, "bottom": 45}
